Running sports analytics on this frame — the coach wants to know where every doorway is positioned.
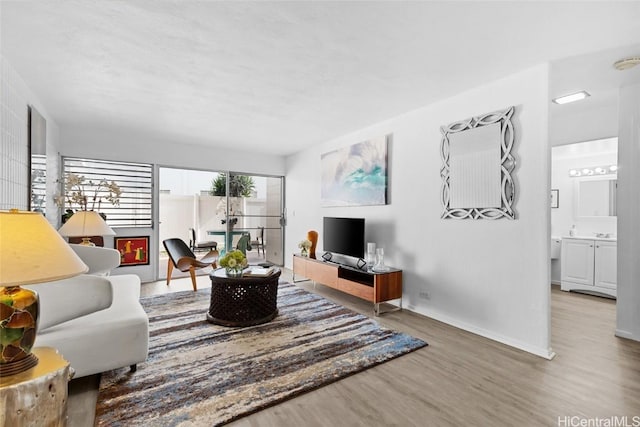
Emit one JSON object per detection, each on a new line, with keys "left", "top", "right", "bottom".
{"left": 550, "top": 138, "right": 618, "bottom": 291}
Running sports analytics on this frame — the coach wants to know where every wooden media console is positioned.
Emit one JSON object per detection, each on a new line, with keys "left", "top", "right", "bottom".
{"left": 292, "top": 254, "right": 402, "bottom": 315}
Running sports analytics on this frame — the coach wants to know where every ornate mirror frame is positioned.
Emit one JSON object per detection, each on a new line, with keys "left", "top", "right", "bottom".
{"left": 440, "top": 106, "right": 516, "bottom": 220}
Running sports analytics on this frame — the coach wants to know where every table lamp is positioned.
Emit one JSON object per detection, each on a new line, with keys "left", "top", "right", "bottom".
{"left": 58, "top": 210, "right": 115, "bottom": 246}
{"left": 0, "top": 210, "right": 88, "bottom": 376}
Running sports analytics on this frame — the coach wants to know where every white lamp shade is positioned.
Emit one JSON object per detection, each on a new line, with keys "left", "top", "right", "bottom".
{"left": 58, "top": 210, "right": 116, "bottom": 237}
{"left": 0, "top": 210, "right": 89, "bottom": 286}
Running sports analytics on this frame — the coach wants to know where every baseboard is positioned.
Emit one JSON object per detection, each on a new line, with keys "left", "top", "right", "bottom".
{"left": 405, "top": 305, "right": 555, "bottom": 360}
{"left": 615, "top": 329, "right": 640, "bottom": 341}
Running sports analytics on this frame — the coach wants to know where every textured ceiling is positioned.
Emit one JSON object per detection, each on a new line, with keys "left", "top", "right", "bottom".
{"left": 2, "top": 1, "right": 640, "bottom": 155}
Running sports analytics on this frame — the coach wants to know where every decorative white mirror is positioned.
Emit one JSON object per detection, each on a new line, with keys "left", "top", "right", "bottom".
{"left": 440, "top": 106, "right": 516, "bottom": 219}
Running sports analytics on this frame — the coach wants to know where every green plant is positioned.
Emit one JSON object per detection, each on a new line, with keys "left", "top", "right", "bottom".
{"left": 210, "top": 175, "right": 255, "bottom": 197}
{"left": 218, "top": 250, "right": 248, "bottom": 269}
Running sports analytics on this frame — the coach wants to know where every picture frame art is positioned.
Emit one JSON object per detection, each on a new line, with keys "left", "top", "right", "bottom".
{"left": 321, "top": 134, "right": 390, "bottom": 207}
{"left": 551, "top": 189, "right": 559, "bottom": 209}
{"left": 115, "top": 236, "right": 150, "bottom": 266}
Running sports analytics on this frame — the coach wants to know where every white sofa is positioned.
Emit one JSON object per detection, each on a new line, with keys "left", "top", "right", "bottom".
{"left": 25, "top": 244, "right": 149, "bottom": 378}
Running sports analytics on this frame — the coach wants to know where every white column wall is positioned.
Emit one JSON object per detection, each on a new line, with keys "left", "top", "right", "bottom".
{"left": 286, "top": 64, "right": 553, "bottom": 358}
{"left": 616, "top": 83, "right": 640, "bottom": 342}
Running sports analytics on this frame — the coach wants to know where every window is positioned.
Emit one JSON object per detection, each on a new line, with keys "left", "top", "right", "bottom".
{"left": 62, "top": 157, "right": 153, "bottom": 228}
{"left": 30, "top": 154, "right": 47, "bottom": 214}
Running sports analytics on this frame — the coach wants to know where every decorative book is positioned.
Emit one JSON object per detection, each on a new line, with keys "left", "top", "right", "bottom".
{"left": 244, "top": 266, "right": 275, "bottom": 277}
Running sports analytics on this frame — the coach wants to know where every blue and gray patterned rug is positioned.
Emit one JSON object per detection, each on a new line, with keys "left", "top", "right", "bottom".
{"left": 96, "top": 282, "right": 427, "bottom": 426}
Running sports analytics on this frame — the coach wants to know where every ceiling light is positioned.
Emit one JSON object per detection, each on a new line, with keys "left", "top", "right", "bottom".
{"left": 609, "top": 165, "right": 618, "bottom": 172}
{"left": 613, "top": 57, "right": 640, "bottom": 71}
{"left": 552, "top": 91, "right": 591, "bottom": 105}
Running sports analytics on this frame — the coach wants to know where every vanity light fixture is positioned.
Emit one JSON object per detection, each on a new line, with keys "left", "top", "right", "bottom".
{"left": 552, "top": 91, "right": 591, "bottom": 105}
{"left": 568, "top": 165, "right": 618, "bottom": 178}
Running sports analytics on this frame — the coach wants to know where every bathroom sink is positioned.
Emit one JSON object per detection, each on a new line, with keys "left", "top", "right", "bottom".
{"left": 594, "top": 233, "right": 613, "bottom": 238}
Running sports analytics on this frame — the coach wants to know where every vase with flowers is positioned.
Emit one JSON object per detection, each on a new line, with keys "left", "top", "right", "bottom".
{"left": 298, "top": 239, "right": 311, "bottom": 257}
{"left": 218, "top": 250, "right": 248, "bottom": 277}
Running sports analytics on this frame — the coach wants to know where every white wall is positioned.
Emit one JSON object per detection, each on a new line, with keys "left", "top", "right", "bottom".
{"left": 286, "top": 65, "right": 553, "bottom": 358}
{"left": 0, "top": 55, "right": 61, "bottom": 223}
{"left": 549, "top": 103, "right": 618, "bottom": 147}
{"left": 616, "top": 82, "right": 640, "bottom": 342}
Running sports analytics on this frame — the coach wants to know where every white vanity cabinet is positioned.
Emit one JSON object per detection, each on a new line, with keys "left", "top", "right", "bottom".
{"left": 561, "top": 237, "right": 617, "bottom": 298}
{"left": 594, "top": 241, "right": 617, "bottom": 290}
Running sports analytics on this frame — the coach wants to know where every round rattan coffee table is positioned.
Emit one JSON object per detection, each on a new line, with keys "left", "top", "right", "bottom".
{"left": 207, "top": 268, "right": 281, "bottom": 327}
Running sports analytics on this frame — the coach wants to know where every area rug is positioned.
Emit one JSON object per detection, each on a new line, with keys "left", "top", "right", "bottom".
{"left": 95, "top": 282, "right": 427, "bottom": 426}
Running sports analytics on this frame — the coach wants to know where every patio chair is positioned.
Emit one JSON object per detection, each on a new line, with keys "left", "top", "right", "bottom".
{"left": 250, "top": 226, "right": 265, "bottom": 257}
{"left": 163, "top": 238, "right": 218, "bottom": 291}
{"left": 189, "top": 228, "right": 218, "bottom": 252}
{"left": 236, "top": 233, "right": 252, "bottom": 256}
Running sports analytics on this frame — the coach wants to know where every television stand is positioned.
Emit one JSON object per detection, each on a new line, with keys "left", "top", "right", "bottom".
{"left": 292, "top": 255, "right": 402, "bottom": 315}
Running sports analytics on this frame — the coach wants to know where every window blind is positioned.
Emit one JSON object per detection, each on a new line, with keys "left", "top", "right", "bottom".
{"left": 63, "top": 157, "right": 153, "bottom": 228}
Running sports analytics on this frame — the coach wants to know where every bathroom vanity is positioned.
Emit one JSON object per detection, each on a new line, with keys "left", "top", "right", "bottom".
{"left": 560, "top": 236, "right": 617, "bottom": 298}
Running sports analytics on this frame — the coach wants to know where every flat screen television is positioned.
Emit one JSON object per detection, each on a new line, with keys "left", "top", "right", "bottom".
{"left": 323, "top": 217, "right": 365, "bottom": 259}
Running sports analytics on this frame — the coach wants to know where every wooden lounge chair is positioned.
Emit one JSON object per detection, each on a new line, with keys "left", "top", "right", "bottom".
{"left": 163, "top": 238, "right": 218, "bottom": 291}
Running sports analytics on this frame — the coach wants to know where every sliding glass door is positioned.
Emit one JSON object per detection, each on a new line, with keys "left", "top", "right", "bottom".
{"left": 226, "top": 172, "right": 285, "bottom": 266}
{"left": 158, "top": 168, "right": 284, "bottom": 280}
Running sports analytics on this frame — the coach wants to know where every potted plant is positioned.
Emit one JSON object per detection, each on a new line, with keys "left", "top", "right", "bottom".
{"left": 218, "top": 250, "right": 249, "bottom": 277}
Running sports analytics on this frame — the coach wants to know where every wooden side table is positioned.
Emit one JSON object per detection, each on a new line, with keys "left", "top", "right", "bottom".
{"left": 0, "top": 347, "right": 72, "bottom": 427}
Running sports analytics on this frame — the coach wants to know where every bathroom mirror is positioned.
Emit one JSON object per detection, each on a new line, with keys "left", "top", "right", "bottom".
{"left": 576, "top": 178, "right": 617, "bottom": 217}
{"left": 440, "top": 106, "right": 516, "bottom": 219}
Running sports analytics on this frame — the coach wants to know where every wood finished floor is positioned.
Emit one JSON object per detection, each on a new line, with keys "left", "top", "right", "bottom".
{"left": 68, "top": 275, "right": 640, "bottom": 427}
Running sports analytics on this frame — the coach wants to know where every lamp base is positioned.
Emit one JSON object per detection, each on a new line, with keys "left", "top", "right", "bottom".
{"left": 0, "top": 286, "right": 39, "bottom": 377}
{"left": 0, "top": 353, "right": 38, "bottom": 377}
{"left": 80, "top": 237, "right": 96, "bottom": 246}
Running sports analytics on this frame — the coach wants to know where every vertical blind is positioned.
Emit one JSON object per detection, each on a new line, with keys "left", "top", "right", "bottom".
{"left": 63, "top": 157, "right": 153, "bottom": 228}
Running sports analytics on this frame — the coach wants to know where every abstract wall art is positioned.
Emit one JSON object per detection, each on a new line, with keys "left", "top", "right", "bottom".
{"left": 115, "top": 236, "right": 150, "bottom": 266}
{"left": 321, "top": 135, "right": 389, "bottom": 207}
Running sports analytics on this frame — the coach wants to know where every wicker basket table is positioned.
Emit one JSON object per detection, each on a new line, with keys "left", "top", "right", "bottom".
{"left": 207, "top": 268, "right": 281, "bottom": 327}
